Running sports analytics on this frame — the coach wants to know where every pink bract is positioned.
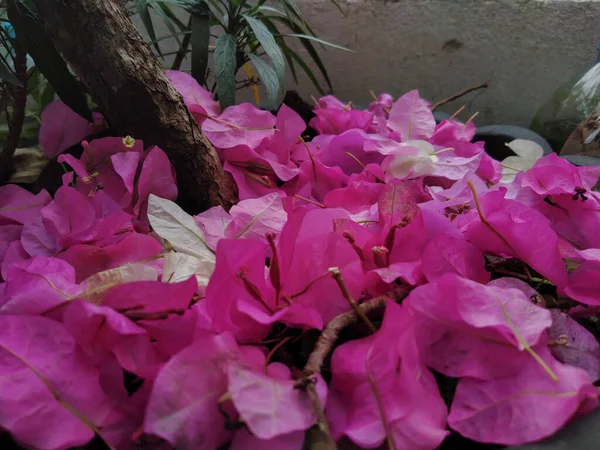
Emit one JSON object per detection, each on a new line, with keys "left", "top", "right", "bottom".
{"left": 2, "top": 85, "right": 600, "bottom": 449}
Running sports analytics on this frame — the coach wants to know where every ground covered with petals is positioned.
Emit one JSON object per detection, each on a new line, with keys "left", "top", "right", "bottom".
{"left": 2, "top": 71, "right": 600, "bottom": 449}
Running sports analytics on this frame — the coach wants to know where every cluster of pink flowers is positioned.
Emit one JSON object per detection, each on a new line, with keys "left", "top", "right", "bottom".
{"left": 1, "top": 69, "right": 600, "bottom": 450}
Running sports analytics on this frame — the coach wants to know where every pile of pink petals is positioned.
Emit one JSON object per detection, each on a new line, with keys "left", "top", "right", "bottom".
{"left": 2, "top": 70, "right": 600, "bottom": 450}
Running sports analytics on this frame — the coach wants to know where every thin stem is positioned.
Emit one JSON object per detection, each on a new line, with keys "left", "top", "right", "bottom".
{"left": 293, "top": 194, "right": 325, "bottom": 208}
{"left": 431, "top": 78, "right": 491, "bottom": 111}
{"left": 264, "top": 337, "right": 292, "bottom": 369}
{"left": 329, "top": 267, "right": 377, "bottom": 333}
{"left": 467, "top": 180, "right": 517, "bottom": 253}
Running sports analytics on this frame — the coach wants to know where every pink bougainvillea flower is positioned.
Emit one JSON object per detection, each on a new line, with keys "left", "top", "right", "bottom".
{"left": 194, "top": 205, "right": 233, "bottom": 249}
{"left": 230, "top": 428, "right": 305, "bottom": 450}
{"left": 564, "top": 257, "right": 600, "bottom": 306}
{"left": 324, "top": 181, "right": 385, "bottom": 214}
{"left": 59, "top": 137, "right": 145, "bottom": 207}
{"left": 448, "top": 346, "right": 599, "bottom": 446}
{"left": 0, "top": 185, "right": 51, "bottom": 225}
{"left": 309, "top": 96, "right": 374, "bottom": 135}
{"left": 521, "top": 152, "right": 594, "bottom": 196}
{"left": 448, "top": 140, "right": 501, "bottom": 183}
{"left": 202, "top": 103, "right": 276, "bottom": 150}
{"left": 0, "top": 224, "right": 21, "bottom": 266}
{"left": 224, "top": 160, "right": 283, "bottom": 201}
{"left": 255, "top": 104, "right": 304, "bottom": 181}
{"left": 275, "top": 208, "right": 364, "bottom": 323}
{"left": 228, "top": 362, "right": 327, "bottom": 440}
{"left": 318, "top": 130, "right": 385, "bottom": 175}
{"left": 133, "top": 146, "right": 178, "bottom": 231}
{"left": 58, "top": 233, "right": 162, "bottom": 283}
{"left": 430, "top": 119, "right": 476, "bottom": 145}
{"left": 421, "top": 234, "right": 490, "bottom": 283}
{"left": 459, "top": 188, "right": 569, "bottom": 287}
{"left": 144, "top": 332, "right": 240, "bottom": 449}
{"left": 206, "top": 238, "right": 322, "bottom": 341}
{"left": 204, "top": 238, "right": 274, "bottom": 341}
{"left": 0, "top": 240, "right": 29, "bottom": 280}
{"left": 20, "top": 217, "right": 60, "bottom": 258}
{"left": 225, "top": 192, "right": 288, "bottom": 241}
{"left": 528, "top": 190, "right": 600, "bottom": 252}
{"left": 548, "top": 309, "right": 600, "bottom": 381}
{"left": 0, "top": 315, "right": 113, "bottom": 450}
{"left": 387, "top": 90, "right": 436, "bottom": 141}
{"left": 102, "top": 276, "right": 197, "bottom": 314}
{"left": 39, "top": 99, "right": 104, "bottom": 158}
{"left": 165, "top": 69, "right": 220, "bottom": 124}
{"left": 41, "top": 186, "right": 132, "bottom": 249}
{"left": 62, "top": 299, "right": 164, "bottom": 376}
{"left": 406, "top": 273, "right": 553, "bottom": 379}
{"left": 328, "top": 301, "right": 448, "bottom": 449}
{"left": 0, "top": 256, "right": 81, "bottom": 315}
{"left": 368, "top": 92, "right": 393, "bottom": 120}
{"left": 285, "top": 159, "right": 348, "bottom": 203}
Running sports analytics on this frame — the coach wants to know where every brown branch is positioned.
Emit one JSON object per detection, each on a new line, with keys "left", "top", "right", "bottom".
{"left": 31, "top": 0, "right": 237, "bottom": 214}
{"left": 0, "top": 37, "right": 27, "bottom": 183}
{"left": 301, "top": 287, "right": 410, "bottom": 450}
{"left": 431, "top": 77, "right": 491, "bottom": 111}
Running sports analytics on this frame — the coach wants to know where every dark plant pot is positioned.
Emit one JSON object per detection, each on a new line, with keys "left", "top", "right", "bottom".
{"left": 473, "top": 124, "right": 553, "bottom": 160}
{"left": 562, "top": 154, "right": 600, "bottom": 167}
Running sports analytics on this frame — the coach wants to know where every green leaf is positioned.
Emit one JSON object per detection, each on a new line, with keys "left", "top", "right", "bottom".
{"left": 213, "top": 33, "right": 237, "bottom": 109}
{"left": 40, "top": 80, "right": 55, "bottom": 109}
{"left": 0, "top": 55, "right": 21, "bottom": 86}
{"left": 27, "top": 67, "right": 41, "bottom": 104}
{"left": 190, "top": 2, "right": 210, "bottom": 86}
{"left": 282, "top": 34, "right": 355, "bottom": 52}
{"left": 149, "top": 4, "right": 183, "bottom": 48}
{"left": 8, "top": 1, "right": 92, "bottom": 121}
{"left": 248, "top": 53, "right": 278, "bottom": 110}
{"left": 134, "top": 0, "right": 163, "bottom": 57}
{"left": 267, "top": 15, "right": 334, "bottom": 93}
{"left": 242, "top": 14, "right": 285, "bottom": 96}
{"left": 281, "top": 44, "right": 326, "bottom": 95}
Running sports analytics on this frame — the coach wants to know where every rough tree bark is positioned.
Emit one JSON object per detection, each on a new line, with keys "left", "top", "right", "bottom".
{"left": 30, "top": 0, "right": 237, "bottom": 214}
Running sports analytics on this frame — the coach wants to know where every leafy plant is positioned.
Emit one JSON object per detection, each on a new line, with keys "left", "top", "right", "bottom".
{"left": 129, "top": 0, "right": 352, "bottom": 109}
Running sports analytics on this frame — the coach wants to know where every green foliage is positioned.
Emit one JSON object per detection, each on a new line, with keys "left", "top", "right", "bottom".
{"left": 0, "top": 0, "right": 349, "bottom": 146}
{"left": 131, "top": 0, "right": 352, "bottom": 108}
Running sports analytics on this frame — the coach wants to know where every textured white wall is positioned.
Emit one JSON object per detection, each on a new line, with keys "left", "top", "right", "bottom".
{"left": 137, "top": 0, "right": 600, "bottom": 127}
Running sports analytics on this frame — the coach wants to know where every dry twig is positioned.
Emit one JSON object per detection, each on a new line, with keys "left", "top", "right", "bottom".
{"left": 431, "top": 77, "right": 491, "bottom": 111}
{"left": 301, "top": 287, "right": 410, "bottom": 450}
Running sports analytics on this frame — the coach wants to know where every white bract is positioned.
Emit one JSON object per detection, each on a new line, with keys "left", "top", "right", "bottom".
{"left": 500, "top": 139, "right": 544, "bottom": 184}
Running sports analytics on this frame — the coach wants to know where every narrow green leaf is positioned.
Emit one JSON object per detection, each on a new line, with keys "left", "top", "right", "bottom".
{"left": 248, "top": 53, "right": 278, "bottom": 109}
{"left": 0, "top": 55, "right": 21, "bottom": 86}
{"left": 134, "top": 0, "right": 163, "bottom": 57}
{"left": 281, "top": 43, "right": 298, "bottom": 85}
{"left": 242, "top": 14, "right": 285, "bottom": 96}
{"left": 149, "top": 4, "right": 183, "bottom": 47}
{"left": 8, "top": 1, "right": 92, "bottom": 121}
{"left": 27, "top": 67, "right": 41, "bottom": 104}
{"left": 40, "top": 80, "right": 55, "bottom": 109}
{"left": 282, "top": 34, "right": 355, "bottom": 52}
{"left": 281, "top": 44, "right": 326, "bottom": 96}
{"left": 266, "top": 15, "right": 334, "bottom": 93}
{"left": 147, "top": 30, "right": 191, "bottom": 46}
{"left": 190, "top": 2, "right": 210, "bottom": 86}
{"left": 213, "top": 33, "right": 237, "bottom": 109}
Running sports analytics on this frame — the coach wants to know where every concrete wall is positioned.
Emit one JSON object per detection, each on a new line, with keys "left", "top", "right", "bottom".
{"left": 138, "top": 0, "right": 600, "bottom": 127}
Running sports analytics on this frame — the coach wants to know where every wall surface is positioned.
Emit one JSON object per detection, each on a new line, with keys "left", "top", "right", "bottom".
{"left": 141, "top": 0, "right": 600, "bottom": 127}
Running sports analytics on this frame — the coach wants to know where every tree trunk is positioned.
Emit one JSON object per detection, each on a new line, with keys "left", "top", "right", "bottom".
{"left": 30, "top": 0, "right": 237, "bottom": 214}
